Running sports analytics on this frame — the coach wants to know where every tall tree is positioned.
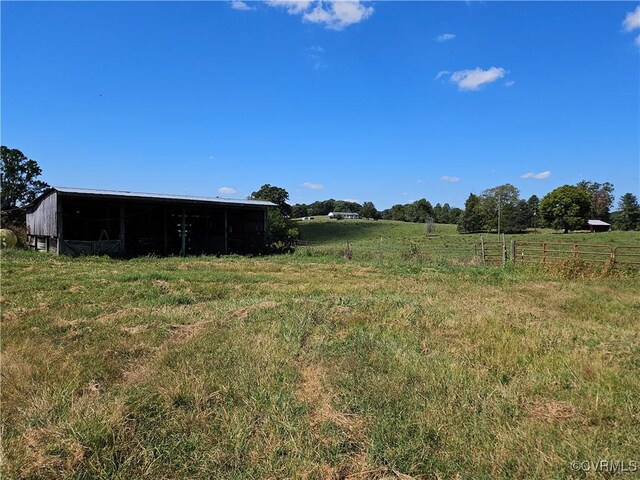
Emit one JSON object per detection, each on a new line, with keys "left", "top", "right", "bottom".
{"left": 480, "top": 184, "right": 521, "bottom": 233}
{"left": 251, "top": 184, "right": 292, "bottom": 216}
{"left": 540, "top": 185, "right": 591, "bottom": 233}
{"left": 359, "top": 201, "right": 379, "bottom": 220}
{"left": 576, "top": 180, "right": 614, "bottom": 221}
{"left": 457, "top": 193, "right": 484, "bottom": 233}
{"left": 1, "top": 146, "right": 49, "bottom": 225}
{"left": 527, "top": 195, "right": 540, "bottom": 228}
{"left": 251, "top": 184, "right": 299, "bottom": 249}
{"left": 613, "top": 193, "right": 640, "bottom": 231}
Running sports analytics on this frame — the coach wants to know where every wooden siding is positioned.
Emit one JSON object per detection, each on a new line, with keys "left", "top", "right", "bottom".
{"left": 26, "top": 191, "right": 58, "bottom": 237}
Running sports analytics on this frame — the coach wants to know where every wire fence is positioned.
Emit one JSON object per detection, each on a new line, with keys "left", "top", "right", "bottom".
{"left": 294, "top": 237, "right": 640, "bottom": 270}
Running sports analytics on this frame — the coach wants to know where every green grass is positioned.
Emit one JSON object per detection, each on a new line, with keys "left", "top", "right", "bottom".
{"left": 295, "top": 218, "right": 640, "bottom": 266}
{"left": 2, "top": 222, "right": 639, "bottom": 479}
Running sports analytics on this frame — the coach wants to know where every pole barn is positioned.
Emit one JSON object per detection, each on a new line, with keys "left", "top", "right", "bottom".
{"left": 25, "top": 187, "right": 276, "bottom": 256}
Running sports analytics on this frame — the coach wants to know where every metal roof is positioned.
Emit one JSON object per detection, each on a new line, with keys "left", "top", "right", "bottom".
{"left": 587, "top": 219, "right": 611, "bottom": 226}
{"left": 47, "top": 186, "right": 277, "bottom": 208}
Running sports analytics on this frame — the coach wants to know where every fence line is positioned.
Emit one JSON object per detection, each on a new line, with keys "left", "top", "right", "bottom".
{"left": 295, "top": 238, "right": 640, "bottom": 269}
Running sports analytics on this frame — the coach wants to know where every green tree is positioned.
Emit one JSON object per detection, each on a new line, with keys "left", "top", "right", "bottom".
{"left": 359, "top": 201, "right": 379, "bottom": 219}
{"left": 308, "top": 199, "right": 335, "bottom": 216}
{"left": 251, "top": 184, "right": 292, "bottom": 216}
{"left": 480, "top": 184, "right": 520, "bottom": 233}
{"left": 613, "top": 193, "right": 640, "bottom": 231}
{"left": 576, "top": 180, "right": 614, "bottom": 221}
{"left": 1, "top": 146, "right": 49, "bottom": 225}
{"left": 291, "top": 203, "right": 308, "bottom": 218}
{"left": 251, "top": 184, "right": 299, "bottom": 250}
{"left": 388, "top": 204, "right": 407, "bottom": 221}
{"left": 458, "top": 193, "right": 484, "bottom": 233}
{"left": 540, "top": 185, "right": 591, "bottom": 233}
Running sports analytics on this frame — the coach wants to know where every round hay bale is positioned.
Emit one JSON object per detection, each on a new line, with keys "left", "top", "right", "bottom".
{"left": 0, "top": 229, "right": 18, "bottom": 249}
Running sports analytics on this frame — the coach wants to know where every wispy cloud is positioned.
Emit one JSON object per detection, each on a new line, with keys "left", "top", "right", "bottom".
{"left": 231, "top": 0, "right": 255, "bottom": 10}
{"left": 435, "top": 70, "right": 450, "bottom": 80}
{"left": 307, "top": 46, "right": 327, "bottom": 70}
{"left": 302, "top": 182, "right": 323, "bottom": 190}
{"left": 218, "top": 186, "right": 238, "bottom": 194}
{"left": 504, "top": 80, "right": 515, "bottom": 87}
{"left": 520, "top": 171, "right": 551, "bottom": 180}
{"left": 436, "top": 33, "right": 456, "bottom": 42}
{"left": 441, "top": 175, "right": 460, "bottom": 183}
{"left": 267, "top": 0, "right": 373, "bottom": 30}
{"left": 342, "top": 198, "right": 358, "bottom": 203}
{"left": 449, "top": 67, "right": 506, "bottom": 91}
{"left": 636, "top": 34, "right": 640, "bottom": 47}
{"left": 623, "top": 5, "right": 640, "bottom": 31}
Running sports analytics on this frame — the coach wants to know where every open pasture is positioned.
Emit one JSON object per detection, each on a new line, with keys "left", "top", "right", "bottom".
{"left": 2, "top": 221, "right": 639, "bottom": 479}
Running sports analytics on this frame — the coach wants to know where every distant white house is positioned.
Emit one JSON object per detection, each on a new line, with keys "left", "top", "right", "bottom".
{"left": 328, "top": 212, "right": 359, "bottom": 219}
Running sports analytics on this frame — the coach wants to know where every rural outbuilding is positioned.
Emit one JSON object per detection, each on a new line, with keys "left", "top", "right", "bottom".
{"left": 587, "top": 219, "right": 611, "bottom": 233}
{"left": 26, "top": 187, "right": 276, "bottom": 256}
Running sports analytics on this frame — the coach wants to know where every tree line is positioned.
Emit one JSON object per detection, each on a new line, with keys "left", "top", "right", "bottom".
{"left": 458, "top": 181, "right": 640, "bottom": 233}
{"left": 2, "top": 146, "right": 639, "bottom": 236}
{"left": 290, "top": 198, "right": 463, "bottom": 224}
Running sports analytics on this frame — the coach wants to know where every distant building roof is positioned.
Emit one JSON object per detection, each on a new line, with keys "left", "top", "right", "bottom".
{"left": 328, "top": 212, "right": 359, "bottom": 216}
{"left": 30, "top": 186, "right": 277, "bottom": 209}
{"left": 588, "top": 219, "right": 610, "bottom": 226}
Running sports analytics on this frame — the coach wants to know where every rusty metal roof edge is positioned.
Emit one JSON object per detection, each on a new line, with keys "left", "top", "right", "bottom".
{"left": 48, "top": 186, "right": 277, "bottom": 208}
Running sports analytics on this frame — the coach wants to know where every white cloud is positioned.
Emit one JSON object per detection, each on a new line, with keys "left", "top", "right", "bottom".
{"left": 266, "top": 0, "right": 312, "bottom": 14}
{"left": 231, "top": 0, "right": 255, "bottom": 10}
{"left": 636, "top": 34, "right": 640, "bottom": 47}
{"left": 520, "top": 171, "right": 551, "bottom": 180}
{"left": 449, "top": 67, "right": 506, "bottom": 91}
{"left": 623, "top": 5, "right": 640, "bottom": 31}
{"left": 435, "top": 70, "right": 450, "bottom": 80}
{"left": 436, "top": 33, "right": 456, "bottom": 42}
{"left": 218, "top": 186, "right": 238, "bottom": 194}
{"left": 342, "top": 198, "right": 358, "bottom": 203}
{"left": 308, "top": 45, "right": 324, "bottom": 53}
{"left": 266, "top": 1, "right": 373, "bottom": 30}
{"left": 504, "top": 80, "right": 515, "bottom": 87}
{"left": 302, "top": 182, "right": 323, "bottom": 190}
{"left": 441, "top": 175, "right": 460, "bottom": 183}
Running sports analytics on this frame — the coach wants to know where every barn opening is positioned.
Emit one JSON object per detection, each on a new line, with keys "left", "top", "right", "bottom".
{"left": 26, "top": 187, "right": 276, "bottom": 256}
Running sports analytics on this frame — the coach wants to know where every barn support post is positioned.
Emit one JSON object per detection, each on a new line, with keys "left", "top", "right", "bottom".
{"left": 163, "top": 209, "right": 168, "bottom": 256}
{"left": 119, "top": 205, "right": 125, "bottom": 255}
{"left": 56, "top": 206, "right": 64, "bottom": 256}
{"left": 224, "top": 209, "right": 228, "bottom": 254}
{"left": 181, "top": 208, "right": 186, "bottom": 256}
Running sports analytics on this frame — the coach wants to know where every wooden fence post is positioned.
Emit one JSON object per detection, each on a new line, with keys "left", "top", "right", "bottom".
{"left": 480, "top": 236, "right": 486, "bottom": 265}
{"left": 542, "top": 242, "right": 547, "bottom": 265}
{"left": 510, "top": 240, "right": 515, "bottom": 263}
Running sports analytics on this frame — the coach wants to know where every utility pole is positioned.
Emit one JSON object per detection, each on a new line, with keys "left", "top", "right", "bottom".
{"left": 497, "top": 195, "right": 501, "bottom": 237}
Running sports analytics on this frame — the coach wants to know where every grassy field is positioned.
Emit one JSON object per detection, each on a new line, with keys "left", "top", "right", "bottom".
{"left": 294, "top": 218, "right": 640, "bottom": 264}
{"left": 2, "top": 221, "right": 639, "bottom": 479}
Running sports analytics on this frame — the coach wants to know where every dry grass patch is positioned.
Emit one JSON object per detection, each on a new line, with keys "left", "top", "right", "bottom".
{"left": 18, "top": 426, "right": 86, "bottom": 479}
{"left": 525, "top": 399, "right": 582, "bottom": 423}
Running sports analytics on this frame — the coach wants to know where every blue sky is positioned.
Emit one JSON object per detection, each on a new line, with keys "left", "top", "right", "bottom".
{"left": 2, "top": 1, "right": 639, "bottom": 209}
